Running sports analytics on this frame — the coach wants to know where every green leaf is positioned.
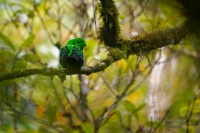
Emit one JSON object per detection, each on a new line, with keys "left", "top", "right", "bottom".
{"left": 135, "top": 103, "right": 146, "bottom": 112}
{"left": 180, "top": 99, "right": 200, "bottom": 117}
{"left": 123, "top": 100, "right": 136, "bottom": 113}
{"left": 146, "top": 121, "right": 165, "bottom": 130}
{"left": 123, "top": 100, "right": 140, "bottom": 120}
{"left": 81, "top": 123, "right": 94, "bottom": 133}
{"left": 22, "top": 34, "right": 35, "bottom": 49}
{"left": 38, "top": 126, "right": 50, "bottom": 133}
{"left": 47, "top": 105, "right": 57, "bottom": 124}
{"left": 14, "top": 59, "right": 27, "bottom": 71}
{"left": 193, "top": 99, "right": 200, "bottom": 114}
{"left": 185, "top": 126, "right": 195, "bottom": 133}
{"left": 19, "top": 119, "right": 34, "bottom": 132}
{"left": 0, "top": 48, "right": 15, "bottom": 73}
{"left": 0, "top": 123, "right": 13, "bottom": 133}
{"left": 179, "top": 106, "right": 188, "bottom": 117}
{"left": 0, "top": 33, "right": 16, "bottom": 50}
{"left": 20, "top": 52, "right": 41, "bottom": 65}
{"left": 115, "top": 110, "right": 123, "bottom": 125}
{"left": 122, "top": 100, "right": 146, "bottom": 120}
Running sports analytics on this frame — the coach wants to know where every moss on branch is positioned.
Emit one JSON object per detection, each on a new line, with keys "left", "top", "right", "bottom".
{"left": 0, "top": 26, "right": 188, "bottom": 82}
{"left": 98, "top": 0, "right": 121, "bottom": 48}
{"left": 0, "top": 1, "right": 190, "bottom": 82}
{"left": 126, "top": 26, "right": 188, "bottom": 55}
{"left": 0, "top": 56, "right": 116, "bottom": 82}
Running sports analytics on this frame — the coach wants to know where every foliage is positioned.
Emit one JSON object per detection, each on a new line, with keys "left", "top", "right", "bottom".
{"left": 0, "top": 0, "right": 200, "bottom": 133}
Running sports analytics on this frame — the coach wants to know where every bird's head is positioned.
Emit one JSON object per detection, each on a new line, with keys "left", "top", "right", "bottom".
{"left": 67, "top": 38, "right": 87, "bottom": 50}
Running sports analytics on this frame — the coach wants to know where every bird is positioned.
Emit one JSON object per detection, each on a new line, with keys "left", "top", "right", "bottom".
{"left": 59, "top": 38, "right": 87, "bottom": 69}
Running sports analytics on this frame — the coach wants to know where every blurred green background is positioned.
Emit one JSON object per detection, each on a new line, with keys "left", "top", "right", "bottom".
{"left": 0, "top": 0, "right": 200, "bottom": 133}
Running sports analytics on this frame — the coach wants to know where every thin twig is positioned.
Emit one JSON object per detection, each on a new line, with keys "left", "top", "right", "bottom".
{"left": 34, "top": 5, "right": 55, "bottom": 44}
{"left": 51, "top": 80, "right": 66, "bottom": 111}
{"left": 153, "top": 110, "right": 170, "bottom": 133}
{"left": 99, "top": 73, "right": 118, "bottom": 97}
{"left": 186, "top": 97, "right": 197, "bottom": 133}
{"left": 4, "top": 101, "right": 61, "bottom": 132}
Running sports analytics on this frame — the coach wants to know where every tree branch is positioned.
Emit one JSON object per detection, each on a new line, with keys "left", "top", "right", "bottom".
{"left": 0, "top": 26, "right": 188, "bottom": 82}
{"left": 0, "top": 55, "right": 114, "bottom": 82}
{"left": 127, "top": 26, "right": 188, "bottom": 55}
{"left": 98, "top": 0, "right": 121, "bottom": 47}
{"left": 0, "top": 0, "right": 189, "bottom": 82}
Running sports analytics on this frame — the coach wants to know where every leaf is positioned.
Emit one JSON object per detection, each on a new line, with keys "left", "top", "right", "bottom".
{"left": 115, "top": 110, "right": 123, "bottom": 125}
{"left": 180, "top": 99, "right": 200, "bottom": 117}
{"left": 19, "top": 119, "right": 34, "bottom": 132}
{"left": 123, "top": 100, "right": 146, "bottom": 120}
{"left": 179, "top": 106, "right": 188, "bottom": 117}
{"left": 146, "top": 121, "right": 165, "bottom": 130}
{"left": 20, "top": 52, "right": 41, "bottom": 65}
{"left": 185, "top": 126, "right": 195, "bottom": 133}
{"left": 0, "top": 123, "right": 12, "bottom": 133}
{"left": 0, "top": 33, "right": 16, "bottom": 50}
{"left": 38, "top": 126, "right": 50, "bottom": 133}
{"left": 14, "top": 59, "right": 27, "bottom": 71}
{"left": 193, "top": 99, "right": 200, "bottom": 114}
{"left": 0, "top": 48, "right": 15, "bottom": 74}
{"left": 135, "top": 103, "right": 146, "bottom": 112}
{"left": 123, "top": 100, "right": 136, "bottom": 113}
{"left": 81, "top": 123, "right": 94, "bottom": 133}
{"left": 47, "top": 105, "right": 57, "bottom": 124}
{"left": 22, "top": 34, "right": 35, "bottom": 49}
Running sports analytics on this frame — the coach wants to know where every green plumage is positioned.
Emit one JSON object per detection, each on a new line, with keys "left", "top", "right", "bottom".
{"left": 59, "top": 38, "right": 87, "bottom": 68}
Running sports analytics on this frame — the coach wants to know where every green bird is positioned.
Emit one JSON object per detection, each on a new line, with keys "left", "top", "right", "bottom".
{"left": 59, "top": 38, "right": 87, "bottom": 68}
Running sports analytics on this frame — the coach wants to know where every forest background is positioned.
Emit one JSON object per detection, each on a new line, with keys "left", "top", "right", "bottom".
{"left": 0, "top": 0, "right": 200, "bottom": 133}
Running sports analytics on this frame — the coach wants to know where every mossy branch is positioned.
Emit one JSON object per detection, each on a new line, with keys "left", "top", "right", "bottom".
{"left": 127, "top": 26, "right": 188, "bottom": 55}
{"left": 0, "top": 0, "right": 189, "bottom": 82}
{"left": 98, "top": 0, "right": 121, "bottom": 48}
{"left": 0, "top": 56, "right": 115, "bottom": 82}
{"left": 0, "top": 26, "right": 188, "bottom": 82}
